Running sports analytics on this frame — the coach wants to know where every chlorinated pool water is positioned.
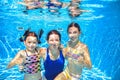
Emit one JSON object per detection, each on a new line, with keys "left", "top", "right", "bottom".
{"left": 0, "top": 0, "right": 120, "bottom": 80}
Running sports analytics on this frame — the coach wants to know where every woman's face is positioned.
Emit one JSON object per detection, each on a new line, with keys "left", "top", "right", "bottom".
{"left": 68, "top": 26, "right": 80, "bottom": 42}
{"left": 24, "top": 36, "right": 38, "bottom": 52}
{"left": 48, "top": 34, "right": 60, "bottom": 49}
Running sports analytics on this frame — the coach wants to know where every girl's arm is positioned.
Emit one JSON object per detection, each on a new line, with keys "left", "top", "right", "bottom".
{"left": 83, "top": 45, "right": 92, "bottom": 69}
{"left": 7, "top": 51, "right": 24, "bottom": 69}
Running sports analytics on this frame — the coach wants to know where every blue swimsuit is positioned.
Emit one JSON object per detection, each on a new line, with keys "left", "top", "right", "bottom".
{"left": 44, "top": 49, "right": 65, "bottom": 80}
{"left": 46, "top": 2, "right": 62, "bottom": 9}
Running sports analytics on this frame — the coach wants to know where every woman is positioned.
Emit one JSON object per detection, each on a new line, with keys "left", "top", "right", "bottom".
{"left": 55, "top": 22, "right": 92, "bottom": 80}
{"left": 40, "top": 30, "right": 65, "bottom": 80}
{"left": 7, "top": 28, "right": 43, "bottom": 80}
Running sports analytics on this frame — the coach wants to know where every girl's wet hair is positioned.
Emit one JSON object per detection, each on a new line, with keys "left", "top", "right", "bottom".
{"left": 46, "top": 30, "right": 61, "bottom": 41}
{"left": 67, "top": 22, "right": 81, "bottom": 33}
{"left": 19, "top": 28, "right": 44, "bottom": 44}
{"left": 19, "top": 28, "right": 30, "bottom": 42}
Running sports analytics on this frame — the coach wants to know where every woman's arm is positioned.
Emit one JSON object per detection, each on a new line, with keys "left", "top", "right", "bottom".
{"left": 62, "top": 48, "right": 68, "bottom": 58}
{"left": 39, "top": 48, "right": 46, "bottom": 59}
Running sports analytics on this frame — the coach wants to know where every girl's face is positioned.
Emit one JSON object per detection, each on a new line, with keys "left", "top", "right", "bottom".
{"left": 24, "top": 36, "right": 38, "bottom": 52}
{"left": 68, "top": 26, "right": 80, "bottom": 42}
{"left": 48, "top": 34, "right": 60, "bottom": 49}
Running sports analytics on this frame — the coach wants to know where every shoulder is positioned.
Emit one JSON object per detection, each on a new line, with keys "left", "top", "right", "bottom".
{"left": 78, "top": 42, "right": 87, "bottom": 49}
{"left": 17, "top": 50, "right": 24, "bottom": 54}
{"left": 78, "top": 42, "right": 90, "bottom": 53}
{"left": 17, "top": 50, "right": 26, "bottom": 57}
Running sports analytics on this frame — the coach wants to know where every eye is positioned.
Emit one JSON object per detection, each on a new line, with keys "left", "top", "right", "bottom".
{"left": 69, "top": 31, "right": 72, "bottom": 34}
{"left": 73, "top": 31, "right": 77, "bottom": 34}
{"left": 49, "top": 39, "right": 53, "bottom": 41}
{"left": 28, "top": 41, "right": 31, "bottom": 44}
{"left": 55, "top": 39, "right": 59, "bottom": 41}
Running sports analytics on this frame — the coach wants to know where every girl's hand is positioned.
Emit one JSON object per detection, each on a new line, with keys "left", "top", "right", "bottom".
{"left": 78, "top": 53, "right": 84, "bottom": 64}
{"left": 18, "top": 64, "right": 24, "bottom": 72}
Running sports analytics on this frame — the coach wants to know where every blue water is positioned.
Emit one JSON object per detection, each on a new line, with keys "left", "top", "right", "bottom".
{"left": 0, "top": 0, "right": 120, "bottom": 80}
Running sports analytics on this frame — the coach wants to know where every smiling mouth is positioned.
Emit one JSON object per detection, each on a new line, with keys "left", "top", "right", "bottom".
{"left": 53, "top": 44, "right": 57, "bottom": 47}
{"left": 70, "top": 37, "right": 75, "bottom": 41}
{"left": 52, "top": 44, "right": 59, "bottom": 48}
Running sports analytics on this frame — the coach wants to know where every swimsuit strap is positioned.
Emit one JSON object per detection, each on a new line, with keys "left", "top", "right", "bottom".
{"left": 25, "top": 48, "right": 38, "bottom": 56}
{"left": 35, "top": 48, "right": 39, "bottom": 54}
{"left": 46, "top": 48, "right": 64, "bottom": 61}
{"left": 46, "top": 48, "right": 50, "bottom": 59}
{"left": 25, "top": 50, "right": 29, "bottom": 56}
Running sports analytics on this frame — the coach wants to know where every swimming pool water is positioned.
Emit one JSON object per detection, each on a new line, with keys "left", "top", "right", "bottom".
{"left": 0, "top": 0, "right": 120, "bottom": 80}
